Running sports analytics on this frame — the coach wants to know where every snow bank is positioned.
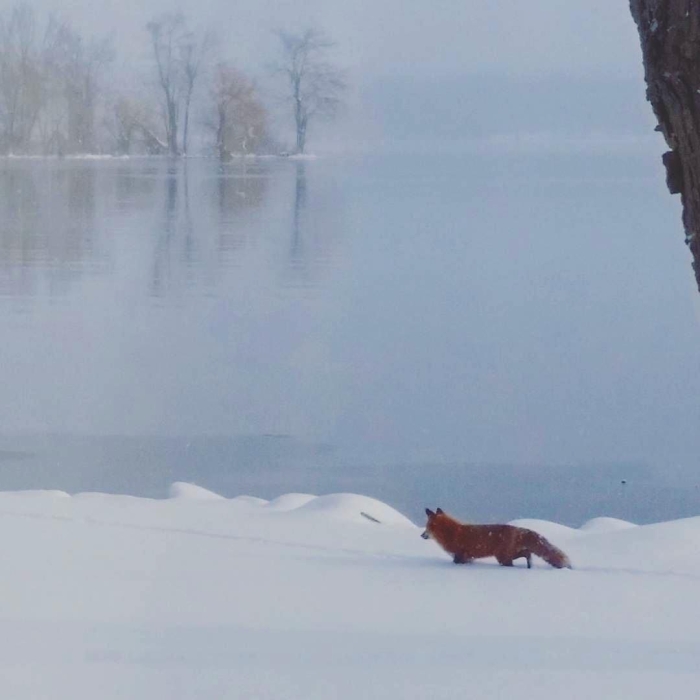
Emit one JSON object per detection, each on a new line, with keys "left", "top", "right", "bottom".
{"left": 0, "top": 483, "right": 697, "bottom": 700}
{"left": 291, "top": 492, "right": 416, "bottom": 526}
{"left": 173, "top": 486, "right": 415, "bottom": 526}
{"left": 511, "top": 515, "right": 638, "bottom": 538}
{"left": 230, "top": 494, "right": 268, "bottom": 506}
{"left": 232, "top": 491, "right": 415, "bottom": 526}
{"left": 262, "top": 492, "right": 317, "bottom": 511}
{"left": 168, "top": 481, "right": 226, "bottom": 500}
{"left": 579, "top": 516, "right": 637, "bottom": 533}
{"left": 508, "top": 517, "right": 578, "bottom": 541}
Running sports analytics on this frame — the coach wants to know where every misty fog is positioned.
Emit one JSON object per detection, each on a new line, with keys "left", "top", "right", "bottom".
{"left": 0, "top": 1, "right": 697, "bottom": 524}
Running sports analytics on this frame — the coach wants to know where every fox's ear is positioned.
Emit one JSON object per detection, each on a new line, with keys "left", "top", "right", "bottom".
{"left": 436, "top": 507, "right": 444, "bottom": 515}
{"left": 425, "top": 508, "right": 435, "bottom": 517}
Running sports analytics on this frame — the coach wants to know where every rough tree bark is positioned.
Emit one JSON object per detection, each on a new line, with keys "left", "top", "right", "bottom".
{"left": 630, "top": 1, "right": 700, "bottom": 291}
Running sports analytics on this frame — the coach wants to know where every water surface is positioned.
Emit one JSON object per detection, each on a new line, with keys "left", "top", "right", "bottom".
{"left": 0, "top": 153, "right": 698, "bottom": 524}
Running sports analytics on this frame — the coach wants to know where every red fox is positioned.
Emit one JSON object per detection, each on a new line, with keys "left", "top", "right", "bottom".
{"left": 422, "top": 508, "right": 572, "bottom": 569}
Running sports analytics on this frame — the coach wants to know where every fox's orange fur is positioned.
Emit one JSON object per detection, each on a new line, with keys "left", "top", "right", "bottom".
{"left": 422, "top": 508, "right": 572, "bottom": 569}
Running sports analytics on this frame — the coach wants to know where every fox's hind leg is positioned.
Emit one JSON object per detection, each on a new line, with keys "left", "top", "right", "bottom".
{"left": 512, "top": 550, "right": 532, "bottom": 568}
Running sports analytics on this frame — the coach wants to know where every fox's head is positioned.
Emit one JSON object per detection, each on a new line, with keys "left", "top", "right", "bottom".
{"left": 421, "top": 507, "right": 444, "bottom": 539}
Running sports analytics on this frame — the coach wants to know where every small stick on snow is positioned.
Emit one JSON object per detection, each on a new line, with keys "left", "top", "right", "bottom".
{"left": 360, "top": 512, "right": 381, "bottom": 524}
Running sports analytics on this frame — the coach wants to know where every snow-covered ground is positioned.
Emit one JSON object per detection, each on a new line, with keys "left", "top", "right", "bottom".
{"left": 0, "top": 483, "right": 698, "bottom": 699}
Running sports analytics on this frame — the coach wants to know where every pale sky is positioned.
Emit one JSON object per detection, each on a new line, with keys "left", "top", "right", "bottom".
{"left": 32, "top": 0, "right": 642, "bottom": 80}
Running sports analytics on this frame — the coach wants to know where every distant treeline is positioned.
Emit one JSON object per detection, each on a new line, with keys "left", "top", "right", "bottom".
{"left": 0, "top": 3, "right": 345, "bottom": 157}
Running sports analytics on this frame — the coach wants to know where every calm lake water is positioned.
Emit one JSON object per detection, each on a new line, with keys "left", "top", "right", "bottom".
{"left": 0, "top": 152, "right": 699, "bottom": 525}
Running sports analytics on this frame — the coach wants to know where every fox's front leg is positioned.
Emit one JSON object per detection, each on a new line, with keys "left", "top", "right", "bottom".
{"left": 453, "top": 553, "right": 473, "bottom": 564}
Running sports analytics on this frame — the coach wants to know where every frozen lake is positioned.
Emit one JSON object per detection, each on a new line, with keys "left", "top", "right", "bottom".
{"left": 0, "top": 152, "right": 698, "bottom": 524}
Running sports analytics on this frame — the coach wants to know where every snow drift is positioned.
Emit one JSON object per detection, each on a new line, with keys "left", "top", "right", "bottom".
{"left": 0, "top": 483, "right": 697, "bottom": 699}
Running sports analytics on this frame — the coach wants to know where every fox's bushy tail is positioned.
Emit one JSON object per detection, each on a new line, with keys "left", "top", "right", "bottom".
{"left": 527, "top": 531, "right": 572, "bottom": 569}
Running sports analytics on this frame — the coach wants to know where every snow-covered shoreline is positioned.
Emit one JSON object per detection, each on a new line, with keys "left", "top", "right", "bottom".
{"left": 0, "top": 152, "right": 317, "bottom": 161}
{"left": 0, "top": 483, "right": 698, "bottom": 698}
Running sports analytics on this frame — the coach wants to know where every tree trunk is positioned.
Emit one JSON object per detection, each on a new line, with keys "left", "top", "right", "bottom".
{"left": 294, "top": 91, "right": 305, "bottom": 153}
{"left": 183, "top": 99, "right": 190, "bottom": 156}
{"left": 630, "top": 0, "right": 700, "bottom": 291}
{"left": 183, "top": 84, "right": 194, "bottom": 156}
{"left": 139, "top": 125, "right": 168, "bottom": 155}
{"left": 216, "top": 105, "right": 228, "bottom": 160}
{"left": 296, "top": 113, "right": 306, "bottom": 154}
{"left": 166, "top": 95, "right": 179, "bottom": 156}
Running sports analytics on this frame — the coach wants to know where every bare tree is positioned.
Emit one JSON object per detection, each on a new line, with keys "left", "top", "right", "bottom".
{"left": 0, "top": 3, "right": 45, "bottom": 153}
{"left": 35, "top": 15, "right": 73, "bottom": 155}
{"left": 273, "top": 28, "right": 345, "bottom": 154}
{"left": 108, "top": 96, "right": 141, "bottom": 154}
{"left": 57, "top": 28, "right": 113, "bottom": 153}
{"left": 0, "top": 3, "right": 114, "bottom": 155}
{"left": 104, "top": 95, "right": 165, "bottom": 155}
{"left": 180, "top": 29, "right": 214, "bottom": 156}
{"left": 630, "top": 1, "right": 700, "bottom": 292}
{"left": 208, "top": 63, "right": 268, "bottom": 158}
{"left": 146, "top": 14, "right": 212, "bottom": 157}
{"left": 146, "top": 13, "right": 186, "bottom": 156}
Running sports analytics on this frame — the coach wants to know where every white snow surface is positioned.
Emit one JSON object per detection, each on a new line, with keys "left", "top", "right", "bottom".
{"left": 578, "top": 515, "right": 638, "bottom": 533}
{"left": 168, "top": 481, "right": 226, "bottom": 500}
{"left": 0, "top": 483, "right": 698, "bottom": 699}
